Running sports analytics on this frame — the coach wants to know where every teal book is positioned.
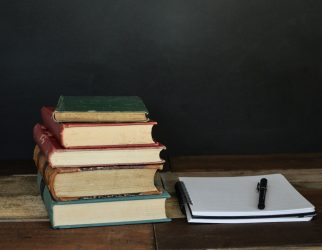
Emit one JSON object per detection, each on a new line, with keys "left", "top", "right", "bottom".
{"left": 53, "top": 96, "right": 149, "bottom": 122}
{"left": 37, "top": 174, "right": 171, "bottom": 229}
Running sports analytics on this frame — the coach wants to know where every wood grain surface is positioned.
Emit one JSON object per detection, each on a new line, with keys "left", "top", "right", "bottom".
{"left": 0, "top": 222, "right": 154, "bottom": 250}
{"left": 1, "top": 153, "right": 322, "bottom": 249}
{"left": 0, "top": 175, "right": 47, "bottom": 221}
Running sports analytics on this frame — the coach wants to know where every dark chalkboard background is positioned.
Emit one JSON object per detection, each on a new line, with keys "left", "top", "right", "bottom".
{"left": 1, "top": 0, "right": 322, "bottom": 159}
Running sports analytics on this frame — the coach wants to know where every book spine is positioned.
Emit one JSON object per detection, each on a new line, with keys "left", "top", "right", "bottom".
{"left": 37, "top": 174, "right": 55, "bottom": 227}
{"left": 33, "top": 145, "right": 46, "bottom": 176}
{"left": 52, "top": 96, "right": 63, "bottom": 122}
{"left": 33, "top": 145, "right": 41, "bottom": 164}
{"left": 33, "top": 146, "right": 62, "bottom": 201}
{"left": 33, "top": 124, "right": 56, "bottom": 165}
{"left": 41, "top": 107, "right": 66, "bottom": 147}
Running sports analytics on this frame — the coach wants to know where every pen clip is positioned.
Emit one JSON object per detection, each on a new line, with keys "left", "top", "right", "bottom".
{"left": 257, "top": 180, "right": 267, "bottom": 191}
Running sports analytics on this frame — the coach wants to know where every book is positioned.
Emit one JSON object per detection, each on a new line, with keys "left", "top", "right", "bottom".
{"left": 34, "top": 147, "right": 163, "bottom": 201}
{"left": 42, "top": 106, "right": 156, "bottom": 148}
{"left": 177, "top": 174, "right": 316, "bottom": 223}
{"left": 37, "top": 174, "right": 171, "bottom": 229}
{"left": 33, "top": 124, "right": 165, "bottom": 167}
{"left": 53, "top": 96, "right": 149, "bottom": 122}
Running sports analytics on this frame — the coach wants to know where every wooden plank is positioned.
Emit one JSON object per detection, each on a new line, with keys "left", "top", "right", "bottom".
{"left": 165, "top": 196, "right": 185, "bottom": 219}
{"left": 2, "top": 155, "right": 322, "bottom": 249}
{"left": 154, "top": 217, "right": 322, "bottom": 250}
{"left": 0, "top": 175, "right": 47, "bottom": 221}
{"left": 0, "top": 222, "right": 154, "bottom": 250}
{"left": 171, "top": 153, "right": 322, "bottom": 171}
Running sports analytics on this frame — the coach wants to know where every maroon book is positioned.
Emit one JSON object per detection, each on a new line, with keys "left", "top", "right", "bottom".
{"left": 41, "top": 106, "right": 157, "bottom": 148}
{"left": 33, "top": 124, "right": 165, "bottom": 168}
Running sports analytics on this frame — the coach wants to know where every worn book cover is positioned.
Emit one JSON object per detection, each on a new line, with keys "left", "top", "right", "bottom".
{"left": 33, "top": 124, "right": 165, "bottom": 167}
{"left": 33, "top": 146, "right": 163, "bottom": 201}
{"left": 37, "top": 174, "right": 171, "bottom": 229}
{"left": 42, "top": 106, "right": 156, "bottom": 148}
{"left": 53, "top": 96, "right": 149, "bottom": 122}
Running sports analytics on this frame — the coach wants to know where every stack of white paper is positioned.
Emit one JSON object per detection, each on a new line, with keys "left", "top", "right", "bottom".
{"left": 178, "top": 174, "right": 315, "bottom": 223}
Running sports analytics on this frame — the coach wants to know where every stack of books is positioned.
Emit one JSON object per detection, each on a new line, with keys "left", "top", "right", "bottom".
{"left": 33, "top": 96, "right": 170, "bottom": 229}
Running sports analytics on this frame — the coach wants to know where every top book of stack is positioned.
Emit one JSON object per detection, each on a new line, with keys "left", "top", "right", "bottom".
{"left": 53, "top": 96, "right": 149, "bottom": 123}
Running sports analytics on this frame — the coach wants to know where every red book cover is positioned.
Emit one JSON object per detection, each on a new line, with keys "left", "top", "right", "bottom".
{"left": 33, "top": 124, "right": 165, "bottom": 167}
{"left": 33, "top": 123, "right": 60, "bottom": 161}
{"left": 41, "top": 106, "right": 158, "bottom": 148}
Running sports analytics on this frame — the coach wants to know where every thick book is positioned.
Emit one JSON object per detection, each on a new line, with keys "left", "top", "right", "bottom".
{"left": 53, "top": 96, "right": 149, "bottom": 122}
{"left": 177, "top": 174, "right": 316, "bottom": 223}
{"left": 37, "top": 174, "right": 171, "bottom": 229}
{"left": 33, "top": 124, "right": 165, "bottom": 167}
{"left": 42, "top": 106, "right": 156, "bottom": 148}
{"left": 34, "top": 146, "right": 163, "bottom": 201}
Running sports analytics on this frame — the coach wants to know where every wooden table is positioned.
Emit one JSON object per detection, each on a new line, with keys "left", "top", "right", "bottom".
{"left": 1, "top": 154, "right": 322, "bottom": 250}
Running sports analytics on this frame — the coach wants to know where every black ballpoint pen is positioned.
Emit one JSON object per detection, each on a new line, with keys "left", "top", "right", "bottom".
{"left": 257, "top": 178, "right": 268, "bottom": 210}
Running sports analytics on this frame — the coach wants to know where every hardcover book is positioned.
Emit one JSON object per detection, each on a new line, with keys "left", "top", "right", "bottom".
{"left": 37, "top": 174, "right": 171, "bottom": 229}
{"left": 53, "top": 96, "right": 149, "bottom": 122}
{"left": 34, "top": 147, "right": 163, "bottom": 201}
{"left": 42, "top": 106, "right": 156, "bottom": 148}
{"left": 33, "top": 124, "right": 165, "bottom": 167}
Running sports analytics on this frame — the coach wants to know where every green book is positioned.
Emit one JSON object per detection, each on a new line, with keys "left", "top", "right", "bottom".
{"left": 37, "top": 174, "right": 171, "bottom": 229}
{"left": 53, "top": 96, "right": 149, "bottom": 122}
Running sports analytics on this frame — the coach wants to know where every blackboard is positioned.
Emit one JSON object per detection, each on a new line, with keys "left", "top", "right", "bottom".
{"left": 1, "top": 0, "right": 322, "bottom": 159}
